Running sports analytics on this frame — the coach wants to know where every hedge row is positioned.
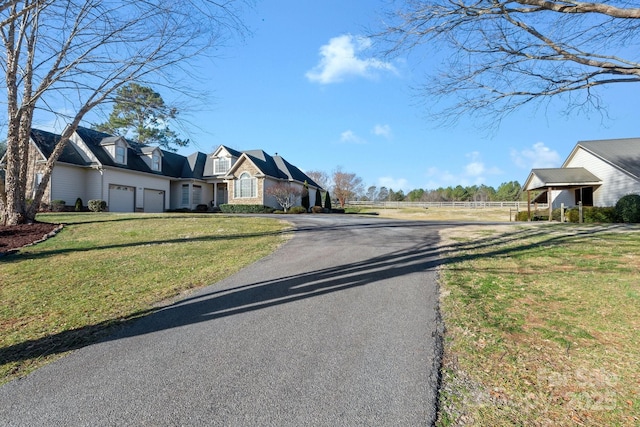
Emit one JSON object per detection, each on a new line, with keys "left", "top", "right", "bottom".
{"left": 516, "top": 194, "right": 640, "bottom": 223}
{"left": 219, "top": 204, "right": 274, "bottom": 214}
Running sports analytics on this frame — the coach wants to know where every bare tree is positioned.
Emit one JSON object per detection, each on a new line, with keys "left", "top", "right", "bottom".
{"left": 266, "top": 182, "right": 303, "bottom": 212}
{"left": 0, "top": 0, "right": 247, "bottom": 225}
{"left": 305, "top": 170, "right": 330, "bottom": 190}
{"left": 332, "top": 167, "right": 364, "bottom": 208}
{"left": 366, "top": 185, "right": 378, "bottom": 201}
{"left": 376, "top": 0, "right": 640, "bottom": 124}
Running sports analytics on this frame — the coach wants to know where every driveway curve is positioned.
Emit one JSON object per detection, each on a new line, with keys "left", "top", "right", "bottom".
{"left": 0, "top": 215, "right": 450, "bottom": 426}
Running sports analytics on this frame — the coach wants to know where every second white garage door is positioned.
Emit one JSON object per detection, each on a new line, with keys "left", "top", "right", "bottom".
{"left": 143, "top": 189, "right": 165, "bottom": 213}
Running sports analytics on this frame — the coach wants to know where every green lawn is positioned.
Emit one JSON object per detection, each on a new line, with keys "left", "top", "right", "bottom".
{"left": 437, "top": 223, "right": 640, "bottom": 426}
{"left": 0, "top": 213, "right": 290, "bottom": 384}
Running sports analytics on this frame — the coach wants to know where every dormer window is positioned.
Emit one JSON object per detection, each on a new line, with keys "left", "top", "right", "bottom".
{"left": 214, "top": 157, "right": 230, "bottom": 174}
{"left": 115, "top": 145, "right": 126, "bottom": 164}
{"left": 139, "top": 146, "right": 162, "bottom": 171}
{"left": 99, "top": 136, "right": 130, "bottom": 165}
{"left": 152, "top": 152, "right": 161, "bottom": 171}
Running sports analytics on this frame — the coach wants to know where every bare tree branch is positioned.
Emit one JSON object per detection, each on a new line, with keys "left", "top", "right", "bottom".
{"left": 1, "top": 0, "right": 250, "bottom": 224}
{"left": 374, "top": 0, "right": 640, "bottom": 125}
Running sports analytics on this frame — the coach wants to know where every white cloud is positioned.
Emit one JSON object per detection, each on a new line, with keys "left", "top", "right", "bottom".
{"left": 340, "top": 129, "right": 366, "bottom": 144}
{"left": 464, "top": 151, "right": 501, "bottom": 177}
{"left": 305, "top": 34, "right": 396, "bottom": 84}
{"left": 511, "top": 142, "right": 561, "bottom": 169}
{"left": 372, "top": 124, "right": 392, "bottom": 139}
{"left": 378, "top": 176, "right": 409, "bottom": 192}
{"left": 423, "top": 152, "right": 502, "bottom": 189}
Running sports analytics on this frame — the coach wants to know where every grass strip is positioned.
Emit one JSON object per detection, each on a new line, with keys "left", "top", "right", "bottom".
{"left": 0, "top": 213, "right": 289, "bottom": 384}
{"left": 436, "top": 223, "right": 640, "bottom": 426}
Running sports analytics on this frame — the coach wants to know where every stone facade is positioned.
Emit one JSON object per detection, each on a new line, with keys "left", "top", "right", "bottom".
{"left": 227, "top": 158, "right": 265, "bottom": 206}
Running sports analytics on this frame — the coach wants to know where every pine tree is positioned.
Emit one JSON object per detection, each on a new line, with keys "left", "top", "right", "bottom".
{"left": 93, "top": 83, "right": 188, "bottom": 151}
{"left": 324, "top": 191, "right": 332, "bottom": 210}
{"left": 314, "top": 188, "right": 322, "bottom": 207}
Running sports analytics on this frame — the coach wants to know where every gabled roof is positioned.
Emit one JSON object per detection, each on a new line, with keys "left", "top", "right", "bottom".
{"left": 273, "top": 155, "right": 321, "bottom": 188}
{"left": 74, "top": 126, "right": 152, "bottom": 173}
{"left": 211, "top": 144, "right": 243, "bottom": 158}
{"left": 160, "top": 150, "right": 190, "bottom": 178}
{"left": 28, "top": 127, "right": 322, "bottom": 186}
{"left": 227, "top": 149, "right": 322, "bottom": 188}
{"left": 567, "top": 137, "right": 640, "bottom": 179}
{"left": 204, "top": 145, "right": 242, "bottom": 176}
{"left": 524, "top": 167, "right": 602, "bottom": 191}
{"left": 30, "top": 128, "right": 88, "bottom": 166}
{"left": 182, "top": 152, "right": 207, "bottom": 179}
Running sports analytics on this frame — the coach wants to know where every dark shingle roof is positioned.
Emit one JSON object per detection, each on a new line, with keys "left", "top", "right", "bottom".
{"left": 183, "top": 152, "right": 207, "bottom": 179}
{"left": 237, "top": 149, "right": 322, "bottom": 189}
{"left": 30, "top": 128, "right": 88, "bottom": 166}
{"left": 74, "top": 126, "right": 175, "bottom": 175}
{"left": 161, "top": 150, "right": 189, "bottom": 178}
{"left": 31, "top": 127, "right": 322, "bottom": 186}
{"left": 575, "top": 138, "right": 640, "bottom": 179}
{"left": 74, "top": 127, "right": 150, "bottom": 172}
{"left": 273, "top": 155, "right": 321, "bottom": 188}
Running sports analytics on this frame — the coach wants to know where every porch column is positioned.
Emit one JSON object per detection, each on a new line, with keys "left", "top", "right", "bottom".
{"left": 548, "top": 186, "right": 553, "bottom": 222}
{"left": 527, "top": 190, "right": 531, "bottom": 221}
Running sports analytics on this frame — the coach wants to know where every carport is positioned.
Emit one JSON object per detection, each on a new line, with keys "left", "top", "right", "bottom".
{"left": 523, "top": 168, "right": 602, "bottom": 221}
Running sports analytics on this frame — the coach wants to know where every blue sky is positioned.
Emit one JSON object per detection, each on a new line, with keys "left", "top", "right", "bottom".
{"left": 52, "top": 1, "right": 640, "bottom": 192}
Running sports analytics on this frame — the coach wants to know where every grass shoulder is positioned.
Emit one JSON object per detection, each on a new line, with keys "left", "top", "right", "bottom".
{"left": 436, "top": 223, "right": 640, "bottom": 426}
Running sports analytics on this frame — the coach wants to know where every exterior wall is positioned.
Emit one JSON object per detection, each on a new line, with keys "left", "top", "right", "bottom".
{"left": 85, "top": 169, "right": 104, "bottom": 202}
{"left": 550, "top": 189, "right": 574, "bottom": 209}
{"left": 101, "top": 168, "right": 171, "bottom": 211}
{"left": 262, "top": 178, "right": 303, "bottom": 210}
{"left": 227, "top": 160, "right": 265, "bottom": 206}
{"left": 562, "top": 148, "right": 640, "bottom": 206}
{"left": 169, "top": 180, "right": 213, "bottom": 210}
{"left": 50, "top": 164, "right": 88, "bottom": 205}
{"left": 169, "top": 181, "right": 183, "bottom": 209}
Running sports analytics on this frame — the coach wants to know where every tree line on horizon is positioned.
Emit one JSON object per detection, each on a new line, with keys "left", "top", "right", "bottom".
{"left": 359, "top": 181, "right": 525, "bottom": 203}
{"left": 306, "top": 170, "right": 525, "bottom": 206}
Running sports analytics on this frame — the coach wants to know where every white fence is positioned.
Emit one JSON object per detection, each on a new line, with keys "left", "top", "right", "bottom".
{"left": 345, "top": 201, "right": 548, "bottom": 209}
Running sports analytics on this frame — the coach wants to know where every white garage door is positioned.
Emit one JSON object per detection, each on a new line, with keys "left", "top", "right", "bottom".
{"left": 144, "top": 189, "right": 165, "bottom": 213}
{"left": 108, "top": 184, "right": 135, "bottom": 212}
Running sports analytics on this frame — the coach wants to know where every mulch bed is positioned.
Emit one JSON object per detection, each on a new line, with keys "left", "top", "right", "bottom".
{"left": 0, "top": 222, "right": 61, "bottom": 254}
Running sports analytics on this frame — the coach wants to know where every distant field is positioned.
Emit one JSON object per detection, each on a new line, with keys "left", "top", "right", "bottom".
{"left": 362, "top": 207, "right": 521, "bottom": 222}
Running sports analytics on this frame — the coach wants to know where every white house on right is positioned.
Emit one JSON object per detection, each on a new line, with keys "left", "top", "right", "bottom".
{"left": 524, "top": 138, "right": 640, "bottom": 209}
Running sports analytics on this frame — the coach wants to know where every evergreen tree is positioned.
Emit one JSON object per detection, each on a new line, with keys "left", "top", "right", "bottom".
{"left": 314, "top": 188, "right": 322, "bottom": 207}
{"left": 93, "top": 83, "right": 188, "bottom": 151}
{"left": 324, "top": 191, "right": 332, "bottom": 210}
{"left": 301, "top": 180, "right": 310, "bottom": 211}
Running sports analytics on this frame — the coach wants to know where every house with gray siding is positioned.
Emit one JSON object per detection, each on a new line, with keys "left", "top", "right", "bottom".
{"left": 524, "top": 138, "right": 640, "bottom": 208}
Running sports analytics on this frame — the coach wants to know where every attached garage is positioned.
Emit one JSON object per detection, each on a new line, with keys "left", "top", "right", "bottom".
{"left": 143, "top": 189, "right": 165, "bottom": 213}
{"left": 108, "top": 184, "right": 135, "bottom": 212}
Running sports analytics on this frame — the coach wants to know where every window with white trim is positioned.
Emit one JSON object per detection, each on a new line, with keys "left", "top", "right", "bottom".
{"left": 151, "top": 152, "right": 161, "bottom": 171}
{"left": 33, "top": 172, "right": 43, "bottom": 197}
{"left": 181, "top": 184, "right": 189, "bottom": 205}
{"left": 115, "top": 145, "right": 126, "bottom": 164}
{"left": 234, "top": 172, "right": 256, "bottom": 198}
{"left": 214, "top": 157, "right": 230, "bottom": 174}
{"left": 193, "top": 185, "right": 202, "bottom": 205}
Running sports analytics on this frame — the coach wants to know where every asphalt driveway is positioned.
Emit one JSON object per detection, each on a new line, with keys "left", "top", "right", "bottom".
{"left": 0, "top": 215, "right": 448, "bottom": 426}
